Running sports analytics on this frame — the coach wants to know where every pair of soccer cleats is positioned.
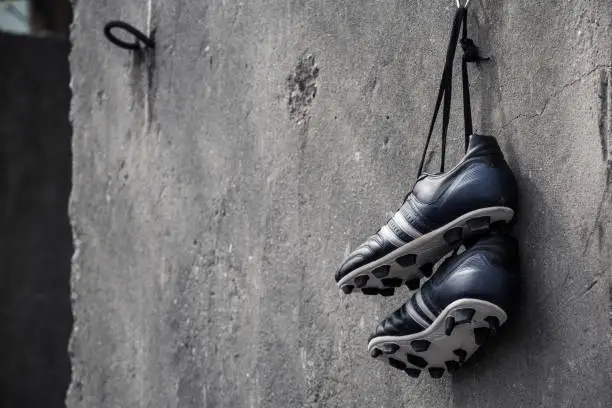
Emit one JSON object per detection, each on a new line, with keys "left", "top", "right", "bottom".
{"left": 335, "top": 135, "right": 520, "bottom": 378}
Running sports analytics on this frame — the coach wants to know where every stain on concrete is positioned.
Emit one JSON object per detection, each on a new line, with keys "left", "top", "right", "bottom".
{"left": 177, "top": 365, "right": 204, "bottom": 407}
{"left": 287, "top": 53, "right": 319, "bottom": 123}
{"left": 598, "top": 68, "right": 611, "bottom": 163}
{"left": 609, "top": 283, "right": 612, "bottom": 327}
{"left": 363, "top": 68, "right": 378, "bottom": 97}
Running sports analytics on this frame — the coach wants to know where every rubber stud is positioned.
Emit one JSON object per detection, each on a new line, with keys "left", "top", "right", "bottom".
{"left": 396, "top": 254, "right": 416, "bottom": 267}
{"left": 406, "top": 354, "right": 428, "bottom": 369}
{"left": 341, "top": 285, "right": 354, "bottom": 294}
{"left": 474, "top": 327, "right": 491, "bottom": 346}
{"left": 429, "top": 367, "right": 445, "bottom": 378}
{"left": 372, "top": 265, "right": 390, "bottom": 278}
{"left": 445, "top": 360, "right": 459, "bottom": 372}
{"left": 370, "top": 348, "right": 382, "bottom": 358}
{"left": 453, "top": 348, "right": 467, "bottom": 362}
{"left": 362, "top": 288, "right": 379, "bottom": 295}
{"left": 388, "top": 358, "right": 406, "bottom": 370}
{"left": 466, "top": 216, "right": 491, "bottom": 233}
{"left": 445, "top": 316, "right": 456, "bottom": 336}
{"left": 382, "top": 278, "right": 403, "bottom": 288}
{"left": 405, "top": 278, "right": 420, "bottom": 290}
{"left": 405, "top": 368, "right": 421, "bottom": 378}
{"left": 382, "top": 343, "right": 400, "bottom": 355}
{"left": 410, "top": 340, "right": 431, "bottom": 353}
{"left": 379, "top": 288, "right": 395, "bottom": 297}
{"left": 455, "top": 308, "right": 475, "bottom": 324}
{"left": 443, "top": 228, "right": 463, "bottom": 245}
{"left": 355, "top": 275, "right": 369, "bottom": 288}
{"left": 485, "top": 316, "right": 500, "bottom": 336}
{"left": 419, "top": 263, "right": 434, "bottom": 278}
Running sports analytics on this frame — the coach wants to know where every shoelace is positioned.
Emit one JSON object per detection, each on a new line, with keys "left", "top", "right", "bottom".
{"left": 386, "top": 5, "right": 487, "bottom": 224}
{"left": 416, "top": 5, "right": 488, "bottom": 178}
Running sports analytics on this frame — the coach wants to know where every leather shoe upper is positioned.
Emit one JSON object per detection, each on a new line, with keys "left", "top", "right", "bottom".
{"left": 336, "top": 135, "right": 517, "bottom": 282}
{"left": 371, "top": 234, "right": 519, "bottom": 339}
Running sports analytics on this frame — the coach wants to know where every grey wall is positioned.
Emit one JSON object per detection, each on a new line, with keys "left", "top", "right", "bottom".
{"left": 69, "top": 1, "right": 612, "bottom": 407}
{"left": 0, "top": 32, "right": 72, "bottom": 408}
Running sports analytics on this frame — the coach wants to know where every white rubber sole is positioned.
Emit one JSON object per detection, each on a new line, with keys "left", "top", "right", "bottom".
{"left": 337, "top": 206, "right": 514, "bottom": 295}
{"left": 368, "top": 298, "right": 508, "bottom": 378}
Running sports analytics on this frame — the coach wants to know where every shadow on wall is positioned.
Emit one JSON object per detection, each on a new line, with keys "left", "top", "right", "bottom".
{"left": 0, "top": 32, "right": 73, "bottom": 408}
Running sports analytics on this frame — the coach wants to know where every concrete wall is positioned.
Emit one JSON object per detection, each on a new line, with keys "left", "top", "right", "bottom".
{"left": 69, "top": 1, "right": 612, "bottom": 407}
{"left": 0, "top": 32, "right": 72, "bottom": 408}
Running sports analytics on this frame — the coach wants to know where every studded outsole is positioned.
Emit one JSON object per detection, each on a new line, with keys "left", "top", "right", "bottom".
{"left": 368, "top": 298, "right": 507, "bottom": 378}
{"left": 338, "top": 207, "right": 514, "bottom": 296}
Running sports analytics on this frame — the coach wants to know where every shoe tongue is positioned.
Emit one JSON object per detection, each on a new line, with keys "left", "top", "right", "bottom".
{"left": 417, "top": 171, "right": 441, "bottom": 180}
{"left": 468, "top": 134, "right": 499, "bottom": 151}
{"left": 467, "top": 134, "right": 485, "bottom": 149}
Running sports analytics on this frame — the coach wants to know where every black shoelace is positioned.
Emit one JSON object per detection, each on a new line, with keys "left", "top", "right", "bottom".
{"left": 416, "top": 5, "right": 488, "bottom": 178}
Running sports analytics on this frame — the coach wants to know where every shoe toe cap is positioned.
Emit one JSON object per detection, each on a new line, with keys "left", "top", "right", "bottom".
{"left": 335, "top": 240, "right": 381, "bottom": 281}
{"left": 369, "top": 303, "right": 425, "bottom": 341}
{"left": 335, "top": 236, "right": 393, "bottom": 282}
{"left": 335, "top": 253, "right": 368, "bottom": 282}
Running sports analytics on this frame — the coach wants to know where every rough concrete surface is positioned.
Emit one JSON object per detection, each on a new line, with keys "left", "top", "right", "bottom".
{"left": 68, "top": 1, "right": 612, "bottom": 407}
{"left": 0, "top": 33, "right": 73, "bottom": 408}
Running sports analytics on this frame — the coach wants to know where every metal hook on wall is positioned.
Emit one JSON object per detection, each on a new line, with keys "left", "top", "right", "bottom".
{"left": 103, "top": 21, "right": 155, "bottom": 50}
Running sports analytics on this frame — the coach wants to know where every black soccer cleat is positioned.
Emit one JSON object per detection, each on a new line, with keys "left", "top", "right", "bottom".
{"left": 367, "top": 234, "right": 519, "bottom": 378}
{"left": 335, "top": 135, "right": 517, "bottom": 295}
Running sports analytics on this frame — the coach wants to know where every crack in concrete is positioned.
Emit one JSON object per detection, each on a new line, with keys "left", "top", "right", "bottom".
{"left": 497, "top": 65, "right": 612, "bottom": 136}
{"left": 582, "top": 171, "right": 611, "bottom": 256}
{"left": 580, "top": 279, "right": 600, "bottom": 297}
{"left": 598, "top": 68, "right": 612, "bottom": 163}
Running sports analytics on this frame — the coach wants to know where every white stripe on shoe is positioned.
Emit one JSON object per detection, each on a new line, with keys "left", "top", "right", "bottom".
{"left": 406, "top": 301, "right": 430, "bottom": 328}
{"left": 415, "top": 292, "right": 437, "bottom": 322}
{"left": 379, "top": 225, "right": 406, "bottom": 248}
{"left": 392, "top": 212, "right": 422, "bottom": 239}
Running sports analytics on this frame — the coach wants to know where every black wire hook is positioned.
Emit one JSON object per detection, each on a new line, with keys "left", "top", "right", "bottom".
{"left": 104, "top": 21, "right": 155, "bottom": 50}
